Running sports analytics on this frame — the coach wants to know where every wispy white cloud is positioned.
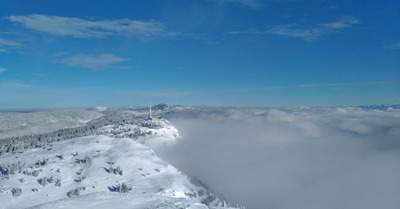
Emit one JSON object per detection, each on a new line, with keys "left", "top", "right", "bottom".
{"left": 0, "top": 37, "right": 21, "bottom": 46}
{"left": 7, "top": 14, "right": 164, "bottom": 38}
{"left": 210, "top": 0, "right": 263, "bottom": 10}
{"left": 0, "top": 36, "right": 22, "bottom": 52}
{"left": 55, "top": 53, "right": 129, "bottom": 70}
{"left": 168, "top": 32, "right": 219, "bottom": 45}
{"left": 230, "top": 16, "right": 360, "bottom": 41}
{"left": 297, "top": 82, "right": 355, "bottom": 88}
{"left": 392, "top": 43, "right": 400, "bottom": 49}
{"left": 168, "top": 31, "right": 212, "bottom": 41}
{"left": 0, "top": 67, "right": 7, "bottom": 73}
{"left": 386, "top": 42, "right": 400, "bottom": 49}
{"left": 321, "top": 16, "right": 360, "bottom": 29}
{"left": 328, "top": 5, "right": 339, "bottom": 9}
{"left": 0, "top": 81, "right": 32, "bottom": 89}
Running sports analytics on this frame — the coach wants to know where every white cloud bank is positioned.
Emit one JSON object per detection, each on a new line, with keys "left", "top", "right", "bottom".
{"left": 161, "top": 107, "right": 400, "bottom": 209}
{"left": 7, "top": 14, "right": 164, "bottom": 38}
{"left": 56, "top": 53, "right": 129, "bottom": 70}
{"left": 0, "top": 67, "right": 7, "bottom": 73}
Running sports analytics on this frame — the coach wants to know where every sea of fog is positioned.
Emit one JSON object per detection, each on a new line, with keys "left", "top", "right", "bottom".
{"left": 157, "top": 107, "right": 400, "bottom": 209}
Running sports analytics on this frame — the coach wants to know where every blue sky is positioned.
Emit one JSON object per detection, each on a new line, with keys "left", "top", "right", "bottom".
{"left": 0, "top": 0, "right": 399, "bottom": 108}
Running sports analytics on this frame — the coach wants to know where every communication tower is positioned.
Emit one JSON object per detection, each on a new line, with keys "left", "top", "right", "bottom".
{"left": 149, "top": 102, "right": 152, "bottom": 120}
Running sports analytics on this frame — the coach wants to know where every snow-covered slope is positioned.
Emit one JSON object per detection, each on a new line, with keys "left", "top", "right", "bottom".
{"left": 0, "top": 119, "right": 231, "bottom": 209}
{"left": 0, "top": 109, "right": 103, "bottom": 140}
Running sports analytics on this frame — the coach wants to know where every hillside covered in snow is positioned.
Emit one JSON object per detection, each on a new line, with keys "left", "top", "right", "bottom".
{"left": 0, "top": 106, "right": 234, "bottom": 209}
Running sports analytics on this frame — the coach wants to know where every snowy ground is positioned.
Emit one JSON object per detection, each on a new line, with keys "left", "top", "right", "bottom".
{"left": 0, "top": 109, "right": 103, "bottom": 140}
{"left": 0, "top": 118, "right": 232, "bottom": 209}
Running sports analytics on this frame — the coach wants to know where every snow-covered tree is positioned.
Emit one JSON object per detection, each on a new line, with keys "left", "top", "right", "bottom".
{"left": 116, "top": 183, "right": 132, "bottom": 193}
{"left": 12, "top": 187, "right": 22, "bottom": 197}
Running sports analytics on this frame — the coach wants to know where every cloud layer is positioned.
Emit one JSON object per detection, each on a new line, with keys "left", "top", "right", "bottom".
{"left": 7, "top": 14, "right": 164, "bottom": 38}
{"left": 161, "top": 107, "right": 400, "bottom": 209}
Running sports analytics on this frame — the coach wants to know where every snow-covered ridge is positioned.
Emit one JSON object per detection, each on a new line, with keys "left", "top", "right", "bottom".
{"left": 0, "top": 116, "right": 233, "bottom": 209}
